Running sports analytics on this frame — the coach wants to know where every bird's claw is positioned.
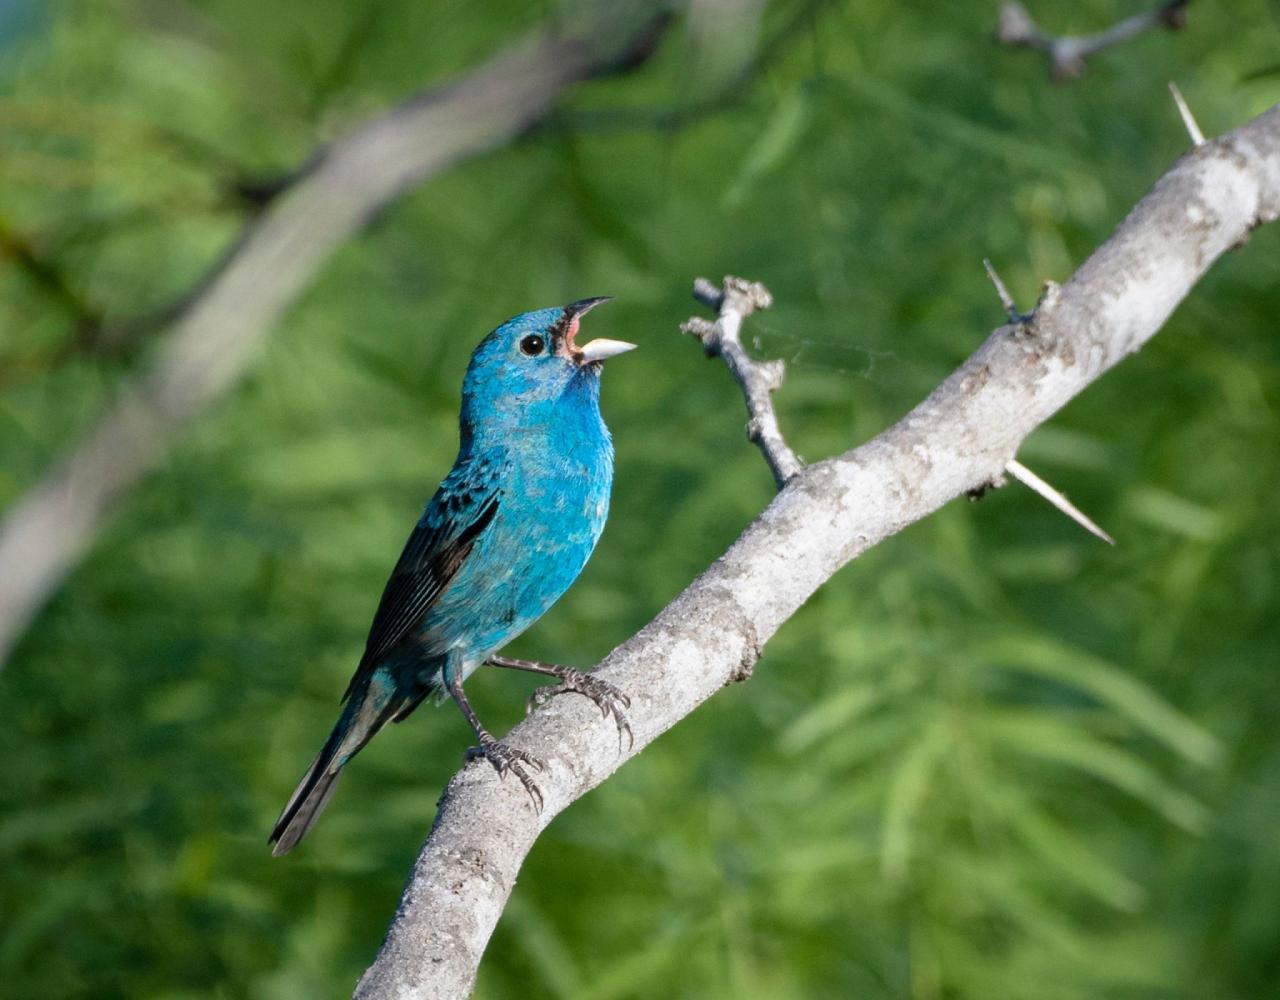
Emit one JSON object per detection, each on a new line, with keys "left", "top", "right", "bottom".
{"left": 525, "top": 669, "right": 634, "bottom": 751}
{"left": 467, "top": 736, "right": 545, "bottom": 812}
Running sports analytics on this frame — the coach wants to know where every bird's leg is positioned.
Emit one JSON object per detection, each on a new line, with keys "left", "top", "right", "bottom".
{"left": 444, "top": 668, "right": 544, "bottom": 812}
{"left": 485, "top": 654, "right": 633, "bottom": 750}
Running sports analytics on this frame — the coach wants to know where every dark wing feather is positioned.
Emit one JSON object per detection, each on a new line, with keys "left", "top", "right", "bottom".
{"left": 343, "top": 459, "right": 503, "bottom": 699}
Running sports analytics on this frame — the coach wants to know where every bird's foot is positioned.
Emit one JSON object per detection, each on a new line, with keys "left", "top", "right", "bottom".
{"left": 466, "top": 736, "right": 545, "bottom": 812}
{"left": 527, "top": 669, "right": 633, "bottom": 751}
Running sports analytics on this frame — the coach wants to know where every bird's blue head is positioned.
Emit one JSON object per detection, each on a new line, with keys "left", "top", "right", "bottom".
{"left": 459, "top": 298, "right": 634, "bottom": 445}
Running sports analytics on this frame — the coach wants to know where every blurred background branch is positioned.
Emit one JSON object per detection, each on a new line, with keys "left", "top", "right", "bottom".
{"left": 354, "top": 104, "right": 1280, "bottom": 1000}
{"left": 0, "top": 2, "right": 677, "bottom": 669}
{"left": 550, "top": 0, "right": 829, "bottom": 135}
{"left": 998, "top": 0, "right": 1192, "bottom": 79}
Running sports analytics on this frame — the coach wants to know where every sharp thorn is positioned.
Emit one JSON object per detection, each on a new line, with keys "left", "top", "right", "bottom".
{"left": 1006, "top": 459, "right": 1115, "bottom": 545}
{"left": 983, "top": 258, "right": 1022, "bottom": 322}
{"left": 1168, "top": 82, "right": 1206, "bottom": 147}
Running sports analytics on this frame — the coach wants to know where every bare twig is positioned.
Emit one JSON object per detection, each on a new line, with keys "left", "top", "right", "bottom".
{"left": 681, "top": 275, "right": 802, "bottom": 488}
{"left": 997, "top": 0, "right": 1191, "bottom": 80}
{"left": 1169, "top": 81, "right": 1207, "bottom": 146}
{"left": 0, "top": 4, "right": 674, "bottom": 669}
{"left": 353, "top": 105, "right": 1280, "bottom": 1000}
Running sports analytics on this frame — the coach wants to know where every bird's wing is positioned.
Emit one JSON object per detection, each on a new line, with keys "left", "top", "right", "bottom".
{"left": 346, "top": 453, "right": 506, "bottom": 692}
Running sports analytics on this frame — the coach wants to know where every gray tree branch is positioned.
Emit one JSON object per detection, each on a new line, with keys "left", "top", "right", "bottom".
{"left": 353, "top": 104, "right": 1280, "bottom": 1000}
{"left": 998, "top": 0, "right": 1191, "bottom": 79}
{"left": 682, "top": 275, "right": 802, "bottom": 488}
{"left": 0, "top": 5, "right": 674, "bottom": 668}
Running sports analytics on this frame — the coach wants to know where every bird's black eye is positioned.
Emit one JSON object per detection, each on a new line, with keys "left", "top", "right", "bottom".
{"left": 519, "top": 334, "right": 546, "bottom": 356}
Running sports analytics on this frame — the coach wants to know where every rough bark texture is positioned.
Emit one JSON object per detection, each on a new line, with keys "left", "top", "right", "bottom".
{"left": 353, "top": 104, "right": 1280, "bottom": 1000}
{"left": 0, "top": 5, "right": 671, "bottom": 668}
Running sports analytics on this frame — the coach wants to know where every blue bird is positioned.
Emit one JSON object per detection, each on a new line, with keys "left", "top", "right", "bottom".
{"left": 270, "top": 298, "right": 635, "bottom": 854}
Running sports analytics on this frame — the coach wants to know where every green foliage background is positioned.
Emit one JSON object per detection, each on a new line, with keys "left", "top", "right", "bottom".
{"left": 2, "top": 1, "right": 1279, "bottom": 997}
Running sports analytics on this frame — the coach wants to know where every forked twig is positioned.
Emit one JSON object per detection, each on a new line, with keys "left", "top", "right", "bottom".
{"left": 682, "top": 276, "right": 802, "bottom": 489}
{"left": 998, "top": 0, "right": 1192, "bottom": 79}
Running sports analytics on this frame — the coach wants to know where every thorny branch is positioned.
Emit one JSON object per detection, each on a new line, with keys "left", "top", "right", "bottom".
{"left": 997, "top": 0, "right": 1191, "bottom": 79}
{"left": 689, "top": 267, "right": 1114, "bottom": 545}
{"left": 980, "top": 259, "right": 1114, "bottom": 544}
{"left": 682, "top": 275, "right": 803, "bottom": 488}
{"left": 353, "top": 104, "right": 1280, "bottom": 1000}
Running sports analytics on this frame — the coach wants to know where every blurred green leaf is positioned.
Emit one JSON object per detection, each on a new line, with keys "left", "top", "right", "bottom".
{"left": 879, "top": 718, "right": 947, "bottom": 883}
{"left": 722, "top": 82, "right": 814, "bottom": 209}
{"left": 978, "top": 634, "right": 1220, "bottom": 766}
{"left": 987, "top": 711, "right": 1210, "bottom": 833}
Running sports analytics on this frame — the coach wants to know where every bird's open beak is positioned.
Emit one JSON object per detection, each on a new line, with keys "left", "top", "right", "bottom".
{"left": 579, "top": 337, "right": 637, "bottom": 363}
{"left": 566, "top": 296, "right": 613, "bottom": 318}
{"left": 563, "top": 297, "right": 636, "bottom": 364}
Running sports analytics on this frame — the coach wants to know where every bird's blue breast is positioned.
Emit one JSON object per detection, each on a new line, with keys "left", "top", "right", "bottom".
{"left": 415, "top": 370, "right": 613, "bottom": 676}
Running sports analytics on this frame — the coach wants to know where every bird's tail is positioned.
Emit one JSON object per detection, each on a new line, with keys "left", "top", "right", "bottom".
{"left": 270, "top": 671, "right": 405, "bottom": 856}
